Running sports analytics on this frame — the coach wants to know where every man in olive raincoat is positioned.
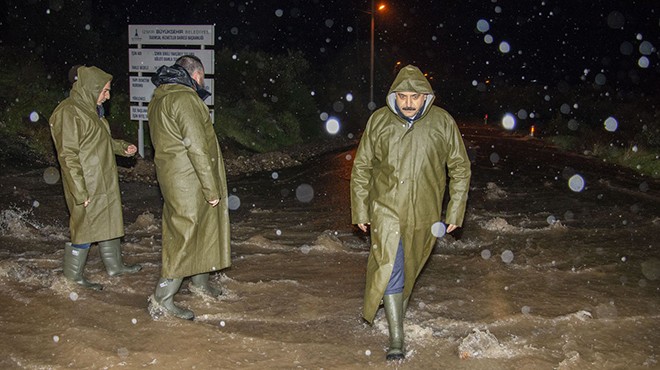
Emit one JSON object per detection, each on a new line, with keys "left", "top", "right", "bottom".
{"left": 351, "top": 65, "right": 471, "bottom": 360}
{"left": 147, "top": 55, "right": 231, "bottom": 320}
{"left": 50, "top": 66, "right": 142, "bottom": 291}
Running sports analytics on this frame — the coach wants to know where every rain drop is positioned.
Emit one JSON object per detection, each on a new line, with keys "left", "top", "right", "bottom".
{"left": 501, "top": 250, "right": 514, "bottom": 264}
{"left": 568, "top": 174, "right": 585, "bottom": 192}
{"left": 43, "top": 167, "right": 60, "bottom": 184}
{"left": 606, "top": 11, "right": 625, "bottom": 29}
{"left": 345, "top": 93, "right": 353, "bottom": 102}
{"left": 604, "top": 117, "right": 618, "bottom": 132}
{"left": 325, "top": 118, "right": 340, "bottom": 135}
{"left": 227, "top": 195, "right": 241, "bottom": 210}
{"left": 275, "top": 9, "right": 283, "bottom": 17}
{"left": 29, "top": 111, "right": 39, "bottom": 122}
{"left": 53, "top": 335, "right": 60, "bottom": 343}
{"left": 431, "top": 222, "right": 446, "bottom": 238}
{"left": 476, "top": 19, "right": 490, "bottom": 33}
{"left": 69, "top": 292, "right": 79, "bottom": 301}
{"left": 112, "top": 348, "right": 128, "bottom": 362}
{"left": 489, "top": 152, "right": 500, "bottom": 164}
{"left": 502, "top": 113, "right": 516, "bottom": 130}
{"left": 521, "top": 306, "right": 531, "bottom": 315}
{"left": 481, "top": 249, "right": 492, "bottom": 260}
{"left": 271, "top": 172, "right": 279, "bottom": 180}
{"left": 182, "top": 137, "right": 192, "bottom": 147}
{"left": 639, "top": 41, "right": 654, "bottom": 55}
{"left": 295, "top": 184, "right": 314, "bottom": 203}
{"left": 499, "top": 41, "right": 511, "bottom": 53}
{"left": 32, "top": 200, "right": 40, "bottom": 208}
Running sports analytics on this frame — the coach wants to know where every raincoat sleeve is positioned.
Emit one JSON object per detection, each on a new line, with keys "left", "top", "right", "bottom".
{"left": 51, "top": 111, "right": 89, "bottom": 205}
{"left": 111, "top": 138, "right": 133, "bottom": 157}
{"left": 351, "top": 115, "right": 376, "bottom": 224}
{"left": 174, "top": 95, "right": 220, "bottom": 201}
{"left": 444, "top": 118, "right": 471, "bottom": 226}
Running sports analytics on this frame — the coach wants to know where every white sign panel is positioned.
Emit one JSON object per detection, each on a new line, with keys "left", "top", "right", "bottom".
{"left": 129, "top": 49, "right": 215, "bottom": 73}
{"left": 130, "top": 77, "right": 214, "bottom": 103}
{"left": 129, "top": 25, "right": 214, "bottom": 45}
{"left": 130, "top": 106, "right": 148, "bottom": 121}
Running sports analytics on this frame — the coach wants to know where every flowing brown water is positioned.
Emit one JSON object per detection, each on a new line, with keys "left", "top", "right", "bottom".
{"left": 1, "top": 124, "right": 658, "bottom": 369}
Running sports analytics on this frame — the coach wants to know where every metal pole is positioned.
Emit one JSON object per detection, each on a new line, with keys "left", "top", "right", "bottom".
{"left": 369, "top": 0, "right": 375, "bottom": 109}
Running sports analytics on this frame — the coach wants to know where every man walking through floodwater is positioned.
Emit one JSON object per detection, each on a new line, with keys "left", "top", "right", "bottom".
{"left": 350, "top": 64, "right": 471, "bottom": 361}
{"left": 49, "top": 66, "right": 142, "bottom": 290}
{"left": 147, "top": 55, "right": 230, "bottom": 320}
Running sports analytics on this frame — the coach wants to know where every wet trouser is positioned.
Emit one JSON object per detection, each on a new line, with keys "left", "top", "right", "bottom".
{"left": 384, "top": 240, "right": 404, "bottom": 295}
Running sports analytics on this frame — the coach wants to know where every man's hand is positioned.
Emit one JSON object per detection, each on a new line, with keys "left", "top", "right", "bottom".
{"left": 124, "top": 144, "right": 138, "bottom": 156}
{"left": 208, "top": 199, "right": 220, "bottom": 207}
{"left": 357, "top": 223, "right": 370, "bottom": 233}
{"left": 446, "top": 224, "right": 459, "bottom": 233}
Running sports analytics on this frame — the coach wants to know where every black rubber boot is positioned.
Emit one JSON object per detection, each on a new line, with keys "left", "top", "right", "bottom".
{"left": 383, "top": 293, "right": 405, "bottom": 361}
{"left": 63, "top": 243, "right": 103, "bottom": 290}
{"left": 98, "top": 238, "right": 142, "bottom": 276}
{"left": 190, "top": 273, "right": 223, "bottom": 298}
{"left": 152, "top": 278, "right": 194, "bottom": 320}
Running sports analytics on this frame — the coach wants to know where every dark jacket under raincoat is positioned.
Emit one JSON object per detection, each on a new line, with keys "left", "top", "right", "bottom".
{"left": 351, "top": 65, "right": 471, "bottom": 323}
{"left": 49, "top": 66, "right": 134, "bottom": 244}
{"left": 147, "top": 65, "right": 231, "bottom": 278}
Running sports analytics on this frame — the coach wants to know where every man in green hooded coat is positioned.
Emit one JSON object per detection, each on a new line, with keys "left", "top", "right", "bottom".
{"left": 351, "top": 65, "right": 471, "bottom": 360}
{"left": 147, "top": 55, "right": 231, "bottom": 320}
{"left": 50, "top": 66, "right": 142, "bottom": 291}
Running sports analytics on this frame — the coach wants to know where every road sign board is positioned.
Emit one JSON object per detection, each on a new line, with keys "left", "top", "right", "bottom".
{"left": 130, "top": 76, "right": 214, "bottom": 103}
{"left": 129, "top": 25, "right": 214, "bottom": 46}
{"left": 129, "top": 49, "right": 215, "bottom": 73}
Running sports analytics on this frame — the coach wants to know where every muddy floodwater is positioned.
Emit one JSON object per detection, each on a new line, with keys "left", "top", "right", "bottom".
{"left": 0, "top": 124, "right": 658, "bottom": 369}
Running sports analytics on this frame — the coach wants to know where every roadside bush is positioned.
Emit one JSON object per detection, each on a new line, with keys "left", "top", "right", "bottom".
{"left": 0, "top": 51, "right": 65, "bottom": 165}
{"left": 214, "top": 48, "right": 318, "bottom": 153}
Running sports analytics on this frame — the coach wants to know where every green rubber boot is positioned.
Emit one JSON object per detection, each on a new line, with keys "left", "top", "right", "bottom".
{"left": 383, "top": 293, "right": 405, "bottom": 361}
{"left": 63, "top": 243, "right": 103, "bottom": 290}
{"left": 98, "top": 238, "right": 142, "bottom": 276}
{"left": 153, "top": 278, "right": 194, "bottom": 320}
{"left": 190, "top": 273, "right": 223, "bottom": 298}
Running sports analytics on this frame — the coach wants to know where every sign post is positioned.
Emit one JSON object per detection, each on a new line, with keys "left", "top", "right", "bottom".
{"left": 128, "top": 24, "right": 215, "bottom": 157}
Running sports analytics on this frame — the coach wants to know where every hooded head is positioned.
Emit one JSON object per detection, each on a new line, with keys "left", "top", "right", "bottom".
{"left": 386, "top": 65, "right": 435, "bottom": 122}
{"left": 71, "top": 66, "right": 113, "bottom": 110}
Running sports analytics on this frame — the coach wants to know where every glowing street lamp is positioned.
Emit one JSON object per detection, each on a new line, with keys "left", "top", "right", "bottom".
{"left": 369, "top": 2, "right": 387, "bottom": 110}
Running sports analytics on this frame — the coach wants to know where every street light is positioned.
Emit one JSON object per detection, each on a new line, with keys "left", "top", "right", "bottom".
{"left": 369, "top": 2, "right": 386, "bottom": 110}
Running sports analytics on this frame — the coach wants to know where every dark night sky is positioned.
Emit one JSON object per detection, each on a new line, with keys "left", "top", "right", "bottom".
{"left": 2, "top": 0, "right": 659, "bottom": 109}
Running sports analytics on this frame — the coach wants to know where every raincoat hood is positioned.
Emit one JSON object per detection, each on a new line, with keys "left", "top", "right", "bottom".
{"left": 70, "top": 66, "right": 112, "bottom": 109}
{"left": 386, "top": 65, "right": 435, "bottom": 123}
{"left": 151, "top": 64, "right": 211, "bottom": 101}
